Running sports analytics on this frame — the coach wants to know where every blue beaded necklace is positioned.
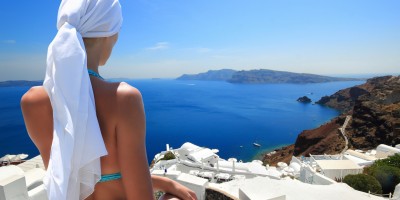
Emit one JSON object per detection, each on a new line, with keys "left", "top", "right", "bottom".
{"left": 88, "top": 69, "right": 104, "bottom": 80}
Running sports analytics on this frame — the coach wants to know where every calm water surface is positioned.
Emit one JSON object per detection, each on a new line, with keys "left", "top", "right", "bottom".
{"left": 0, "top": 79, "right": 364, "bottom": 162}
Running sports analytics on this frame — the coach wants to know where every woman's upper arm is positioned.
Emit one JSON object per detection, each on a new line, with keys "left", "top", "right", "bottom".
{"left": 20, "top": 86, "right": 53, "bottom": 169}
{"left": 116, "top": 83, "right": 154, "bottom": 200}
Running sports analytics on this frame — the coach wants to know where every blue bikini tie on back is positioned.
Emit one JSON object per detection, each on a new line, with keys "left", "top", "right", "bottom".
{"left": 88, "top": 69, "right": 105, "bottom": 80}
{"left": 87, "top": 69, "right": 122, "bottom": 183}
{"left": 99, "top": 172, "right": 122, "bottom": 183}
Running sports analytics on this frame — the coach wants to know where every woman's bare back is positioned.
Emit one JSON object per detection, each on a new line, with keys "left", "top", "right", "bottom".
{"left": 21, "top": 77, "right": 153, "bottom": 199}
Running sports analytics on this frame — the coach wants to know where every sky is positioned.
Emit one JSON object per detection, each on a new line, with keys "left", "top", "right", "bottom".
{"left": 0, "top": 0, "right": 399, "bottom": 81}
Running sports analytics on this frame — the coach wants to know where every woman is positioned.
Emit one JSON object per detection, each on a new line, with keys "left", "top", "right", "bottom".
{"left": 21, "top": 0, "right": 196, "bottom": 199}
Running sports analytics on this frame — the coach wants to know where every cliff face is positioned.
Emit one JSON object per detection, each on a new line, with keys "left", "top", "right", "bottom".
{"left": 297, "top": 76, "right": 400, "bottom": 155}
{"left": 347, "top": 76, "right": 400, "bottom": 148}
{"left": 293, "top": 117, "right": 346, "bottom": 156}
{"left": 316, "top": 86, "right": 369, "bottom": 113}
{"left": 262, "top": 145, "right": 294, "bottom": 166}
{"left": 263, "top": 76, "right": 400, "bottom": 164}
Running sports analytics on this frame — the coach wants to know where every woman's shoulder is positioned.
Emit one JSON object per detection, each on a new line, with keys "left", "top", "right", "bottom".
{"left": 114, "top": 82, "right": 143, "bottom": 104}
{"left": 99, "top": 81, "right": 144, "bottom": 119}
{"left": 20, "top": 86, "right": 50, "bottom": 108}
{"left": 113, "top": 81, "right": 145, "bottom": 137}
{"left": 93, "top": 80, "right": 141, "bottom": 102}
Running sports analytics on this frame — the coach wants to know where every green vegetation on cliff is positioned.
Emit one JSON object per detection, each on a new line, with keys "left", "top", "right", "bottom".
{"left": 364, "top": 154, "right": 400, "bottom": 194}
{"left": 160, "top": 151, "right": 176, "bottom": 161}
{"left": 343, "top": 174, "right": 382, "bottom": 194}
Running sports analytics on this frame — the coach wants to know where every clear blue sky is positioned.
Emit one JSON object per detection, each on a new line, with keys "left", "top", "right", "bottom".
{"left": 0, "top": 0, "right": 399, "bottom": 81}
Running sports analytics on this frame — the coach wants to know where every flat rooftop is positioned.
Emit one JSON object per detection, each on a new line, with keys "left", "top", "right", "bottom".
{"left": 17, "top": 155, "right": 45, "bottom": 172}
{"left": 315, "top": 160, "right": 362, "bottom": 170}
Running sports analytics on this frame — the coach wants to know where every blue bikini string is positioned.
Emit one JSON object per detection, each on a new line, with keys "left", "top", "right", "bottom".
{"left": 88, "top": 68, "right": 116, "bottom": 183}
{"left": 88, "top": 69, "right": 105, "bottom": 80}
{"left": 99, "top": 172, "right": 122, "bottom": 182}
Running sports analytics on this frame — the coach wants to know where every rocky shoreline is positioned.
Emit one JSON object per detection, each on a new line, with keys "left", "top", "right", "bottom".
{"left": 262, "top": 144, "right": 294, "bottom": 166}
{"left": 262, "top": 75, "right": 400, "bottom": 166}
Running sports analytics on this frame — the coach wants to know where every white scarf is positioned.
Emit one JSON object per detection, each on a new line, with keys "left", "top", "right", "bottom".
{"left": 43, "top": 0, "right": 122, "bottom": 199}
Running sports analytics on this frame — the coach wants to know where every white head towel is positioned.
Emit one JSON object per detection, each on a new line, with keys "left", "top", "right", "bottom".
{"left": 43, "top": 0, "right": 122, "bottom": 199}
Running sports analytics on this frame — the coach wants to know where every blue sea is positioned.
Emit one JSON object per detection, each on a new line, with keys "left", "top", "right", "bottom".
{"left": 0, "top": 79, "right": 364, "bottom": 163}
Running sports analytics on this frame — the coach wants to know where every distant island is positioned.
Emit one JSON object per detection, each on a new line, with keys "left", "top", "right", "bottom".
{"left": 177, "top": 69, "right": 236, "bottom": 81}
{"left": 177, "top": 69, "right": 360, "bottom": 84}
{"left": 0, "top": 80, "right": 42, "bottom": 87}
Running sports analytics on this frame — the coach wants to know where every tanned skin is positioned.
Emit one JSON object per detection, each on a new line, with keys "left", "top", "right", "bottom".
{"left": 20, "top": 34, "right": 197, "bottom": 200}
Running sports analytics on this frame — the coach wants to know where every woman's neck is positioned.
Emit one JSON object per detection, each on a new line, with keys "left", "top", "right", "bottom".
{"left": 86, "top": 49, "right": 101, "bottom": 73}
{"left": 84, "top": 38, "right": 104, "bottom": 74}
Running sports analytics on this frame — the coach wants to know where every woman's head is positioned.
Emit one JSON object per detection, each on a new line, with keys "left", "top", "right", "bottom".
{"left": 53, "top": 0, "right": 123, "bottom": 68}
{"left": 57, "top": 0, "right": 122, "bottom": 38}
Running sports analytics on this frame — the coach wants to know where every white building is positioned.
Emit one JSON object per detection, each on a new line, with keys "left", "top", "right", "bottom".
{"left": 314, "top": 159, "right": 363, "bottom": 181}
{"left": 2, "top": 142, "right": 399, "bottom": 200}
{"left": 238, "top": 176, "right": 384, "bottom": 200}
{"left": 151, "top": 142, "right": 389, "bottom": 200}
{"left": 376, "top": 144, "right": 400, "bottom": 159}
{"left": 343, "top": 149, "right": 376, "bottom": 167}
{"left": 0, "top": 155, "right": 47, "bottom": 200}
{"left": 293, "top": 154, "right": 363, "bottom": 183}
{"left": 177, "top": 142, "right": 219, "bottom": 166}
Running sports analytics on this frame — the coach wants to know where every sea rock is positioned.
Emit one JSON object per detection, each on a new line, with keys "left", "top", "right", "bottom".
{"left": 297, "top": 96, "right": 312, "bottom": 103}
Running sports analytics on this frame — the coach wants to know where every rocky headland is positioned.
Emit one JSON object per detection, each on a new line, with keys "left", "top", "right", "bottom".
{"left": 263, "top": 75, "right": 400, "bottom": 166}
